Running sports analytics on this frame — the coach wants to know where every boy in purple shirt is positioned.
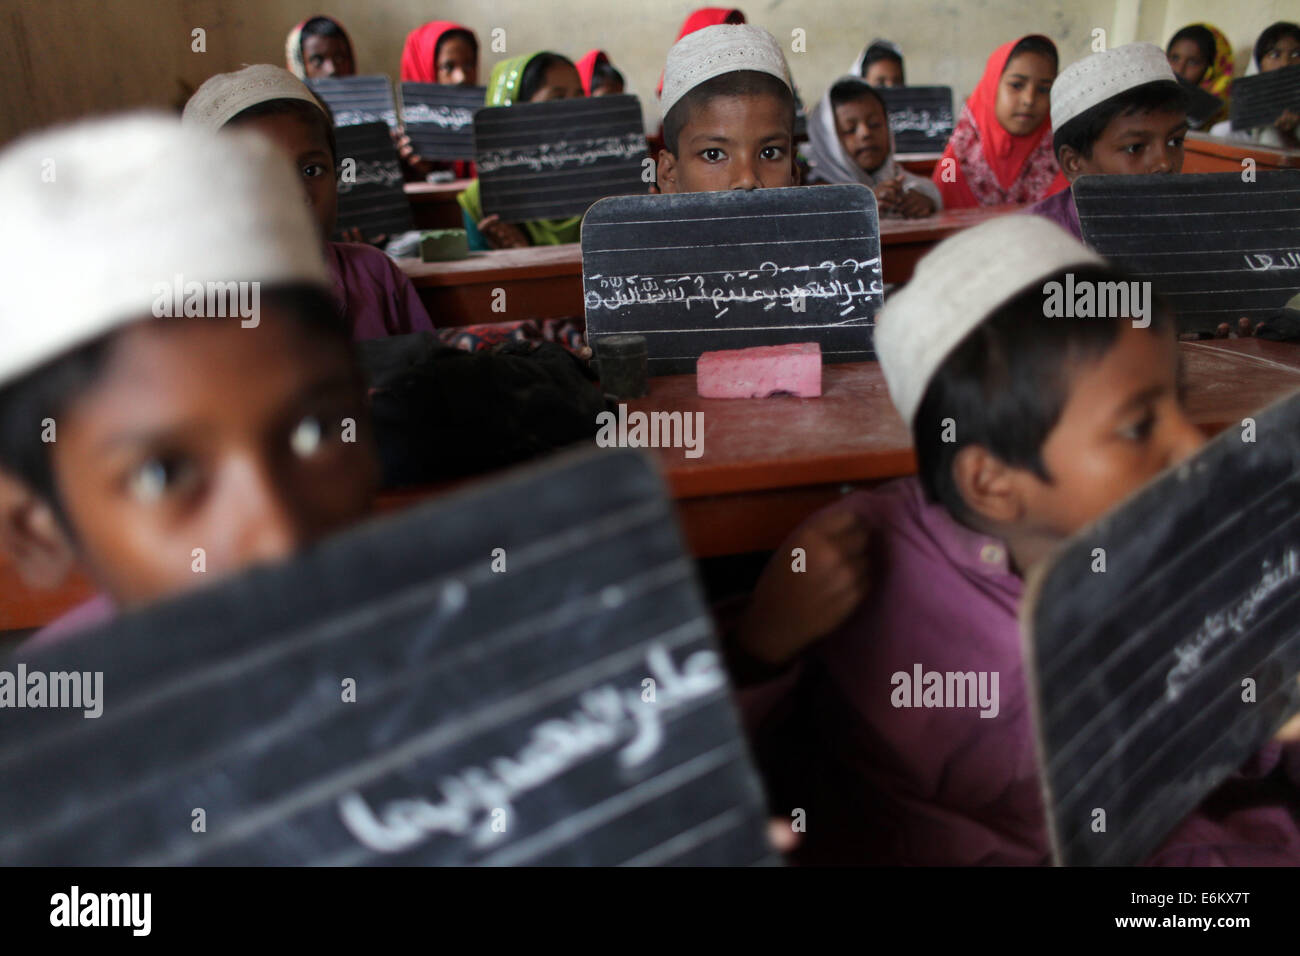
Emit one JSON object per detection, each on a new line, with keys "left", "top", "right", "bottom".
{"left": 740, "top": 216, "right": 1300, "bottom": 864}
{"left": 1024, "top": 43, "right": 1190, "bottom": 241}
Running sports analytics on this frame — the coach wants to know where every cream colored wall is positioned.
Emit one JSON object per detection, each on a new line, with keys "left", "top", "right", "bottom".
{"left": 2, "top": 0, "right": 1297, "bottom": 146}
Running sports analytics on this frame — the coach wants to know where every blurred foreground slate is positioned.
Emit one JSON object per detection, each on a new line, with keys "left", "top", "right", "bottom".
{"left": 1022, "top": 390, "right": 1300, "bottom": 866}
{"left": 0, "top": 447, "right": 775, "bottom": 866}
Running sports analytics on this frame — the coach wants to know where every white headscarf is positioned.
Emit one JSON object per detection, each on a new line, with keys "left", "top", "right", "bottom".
{"left": 849, "top": 38, "right": 904, "bottom": 79}
{"left": 805, "top": 76, "right": 904, "bottom": 188}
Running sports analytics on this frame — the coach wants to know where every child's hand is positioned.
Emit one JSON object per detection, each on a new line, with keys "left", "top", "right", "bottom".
{"left": 895, "top": 188, "right": 937, "bottom": 219}
{"left": 477, "top": 215, "right": 530, "bottom": 249}
{"left": 735, "top": 508, "right": 871, "bottom": 667}
{"left": 393, "top": 128, "right": 435, "bottom": 179}
{"left": 339, "top": 226, "right": 389, "bottom": 247}
{"left": 872, "top": 178, "right": 903, "bottom": 213}
{"left": 1275, "top": 109, "right": 1299, "bottom": 135}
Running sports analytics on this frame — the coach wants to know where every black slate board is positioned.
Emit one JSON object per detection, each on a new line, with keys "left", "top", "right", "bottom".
{"left": 1074, "top": 170, "right": 1300, "bottom": 334}
{"left": 399, "top": 83, "right": 485, "bottom": 161}
{"left": 0, "top": 447, "right": 774, "bottom": 866}
{"left": 333, "top": 121, "right": 413, "bottom": 240}
{"left": 1230, "top": 68, "right": 1300, "bottom": 131}
{"left": 582, "top": 184, "right": 882, "bottom": 374}
{"left": 1178, "top": 77, "right": 1224, "bottom": 129}
{"left": 308, "top": 75, "right": 398, "bottom": 129}
{"left": 474, "top": 93, "right": 648, "bottom": 222}
{"left": 877, "top": 86, "right": 954, "bottom": 153}
{"left": 1023, "top": 390, "right": 1300, "bottom": 867}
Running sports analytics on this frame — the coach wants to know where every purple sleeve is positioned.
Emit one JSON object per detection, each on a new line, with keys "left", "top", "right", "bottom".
{"left": 384, "top": 255, "right": 436, "bottom": 334}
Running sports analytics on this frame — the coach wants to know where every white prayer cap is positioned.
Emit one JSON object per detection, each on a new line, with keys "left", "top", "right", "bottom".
{"left": 1051, "top": 43, "right": 1179, "bottom": 131}
{"left": 874, "top": 216, "right": 1105, "bottom": 429}
{"left": 0, "top": 113, "right": 329, "bottom": 386}
{"left": 183, "top": 63, "right": 325, "bottom": 131}
{"left": 661, "top": 24, "right": 792, "bottom": 121}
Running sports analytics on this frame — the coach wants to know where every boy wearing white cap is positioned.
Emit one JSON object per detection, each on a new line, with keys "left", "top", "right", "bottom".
{"left": 656, "top": 24, "right": 798, "bottom": 193}
{"left": 744, "top": 218, "right": 1300, "bottom": 865}
{"left": 1024, "top": 42, "right": 1189, "bottom": 239}
{"left": 0, "top": 116, "right": 379, "bottom": 647}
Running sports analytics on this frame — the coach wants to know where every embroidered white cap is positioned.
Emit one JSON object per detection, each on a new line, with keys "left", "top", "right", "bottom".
{"left": 661, "top": 24, "right": 792, "bottom": 120}
{"left": 0, "top": 113, "right": 329, "bottom": 386}
{"left": 183, "top": 63, "right": 325, "bottom": 131}
{"left": 874, "top": 216, "right": 1105, "bottom": 428}
{"left": 1051, "top": 42, "right": 1180, "bottom": 131}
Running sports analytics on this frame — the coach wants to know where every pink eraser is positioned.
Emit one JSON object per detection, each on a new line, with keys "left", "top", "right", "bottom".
{"left": 696, "top": 342, "right": 823, "bottom": 398}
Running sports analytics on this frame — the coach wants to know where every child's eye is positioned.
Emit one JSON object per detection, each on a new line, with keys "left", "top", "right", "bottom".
{"left": 1124, "top": 143, "right": 1143, "bottom": 156}
{"left": 700, "top": 148, "right": 725, "bottom": 162}
{"left": 760, "top": 146, "right": 785, "bottom": 161}
{"left": 1168, "top": 136, "right": 1185, "bottom": 149}
{"left": 290, "top": 415, "right": 326, "bottom": 458}
{"left": 1118, "top": 411, "right": 1156, "bottom": 442}
{"left": 302, "top": 164, "right": 327, "bottom": 179}
{"left": 126, "top": 456, "right": 193, "bottom": 504}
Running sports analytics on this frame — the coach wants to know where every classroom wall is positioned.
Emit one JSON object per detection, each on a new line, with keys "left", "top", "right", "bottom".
{"left": 2, "top": 0, "right": 1296, "bottom": 146}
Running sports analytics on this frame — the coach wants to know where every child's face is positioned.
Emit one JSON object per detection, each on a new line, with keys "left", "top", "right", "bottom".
{"left": 47, "top": 311, "right": 378, "bottom": 609}
{"left": 994, "top": 52, "right": 1055, "bottom": 136}
{"left": 657, "top": 94, "right": 797, "bottom": 193}
{"left": 1062, "top": 108, "right": 1188, "bottom": 179}
{"left": 834, "top": 96, "right": 891, "bottom": 173}
{"left": 234, "top": 112, "right": 338, "bottom": 242}
{"left": 592, "top": 80, "right": 625, "bottom": 97}
{"left": 437, "top": 37, "right": 478, "bottom": 86}
{"left": 301, "top": 35, "right": 354, "bottom": 79}
{"left": 529, "top": 62, "right": 584, "bottom": 102}
{"left": 1261, "top": 34, "right": 1300, "bottom": 72}
{"left": 998, "top": 325, "right": 1204, "bottom": 567}
{"left": 1167, "top": 39, "right": 1209, "bottom": 85}
{"left": 864, "top": 59, "right": 904, "bottom": 88}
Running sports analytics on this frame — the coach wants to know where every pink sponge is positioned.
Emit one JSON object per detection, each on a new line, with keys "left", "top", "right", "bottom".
{"left": 696, "top": 342, "right": 823, "bottom": 398}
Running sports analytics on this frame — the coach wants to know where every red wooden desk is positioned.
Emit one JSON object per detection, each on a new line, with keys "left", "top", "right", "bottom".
{"left": 405, "top": 179, "right": 472, "bottom": 230}
{"left": 1182, "top": 132, "right": 1300, "bottom": 174}
{"left": 398, "top": 203, "right": 1022, "bottom": 326}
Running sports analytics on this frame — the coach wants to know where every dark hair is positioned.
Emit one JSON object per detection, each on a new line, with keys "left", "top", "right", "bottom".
{"left": 663, "top": 70, "right": 796, "bottom": 154}
{"left": 226, "top": 97, "right": 337, "bottom": 167}
{"left": 1167, "top": 24, "right": 1215, "bottom": 64}
{"left": 829, "top": 77, "right": 887, "bottom": 114}
{"left": 1052, "top": 80, "right": 1189, "bottom": 160}
{"left": 1005, "top": 35, "right": 1058, "bottom": 72}
{"left": 912, "top": 266, "right": 1174, "bottom": 522}
{"left": 1255, "top": 21, "right": 1300, "bottom": 68}
{"left": 0, "top": 285, "right": 347, "bottom": 522}
{"left": 435, "top": 27, "right": 479, "bottom": 60}
{"left": 518, "top": 52, "right": 577, "bottom": 102}
{"left": 861, "top": 43, "right": 905, "bottom": 82}
{"left": 591, "top": 59, "right": 625, "bottom": 92}
{"left": 302, "top": 16, "right": 349, "bottom": 45}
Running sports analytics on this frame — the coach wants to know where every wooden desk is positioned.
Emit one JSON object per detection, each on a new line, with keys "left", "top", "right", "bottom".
{"left": 399, "top": 203, "right": 1022, "bottom": 326}
{"left": 1182, "top": 132, "right": 1300, "bottom": 174}
{"left": 405, "top": 179, "right": 472, "bottom": 230}
{"left": 8, "top": 337, "right": 1294, "bottom": 634}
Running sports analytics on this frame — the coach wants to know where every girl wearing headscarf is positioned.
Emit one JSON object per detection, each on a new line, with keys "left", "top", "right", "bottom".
{"left": 576, "top": 50, "right": 625, "bottom": 97}
{"left": 396, "top": 22, "right": 482, "bottom": 180}
{"left": 1166, "top": 23, "right": 1234, "bottom": 125}
{"left": 457, "top": 53, "right": 586, "bottom": 250}
{"left": 850, "top": 39, "right": 905, "bottom": 88}
{"left": 1209, "top": 21, "right": 1300, "bottom": 147}
{"left": 931, "top": 35, "right": 1067, "bottom": 210}
{"left": 806, "top": 77, "right": 940, "bottom": 217}
{"left": 285, "top": 16, "right": 355, "bottom": 80}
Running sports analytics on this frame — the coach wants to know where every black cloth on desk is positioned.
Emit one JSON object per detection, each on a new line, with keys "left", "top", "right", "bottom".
{"left": 357, "top": 333, "right": 606, "bottom": 486}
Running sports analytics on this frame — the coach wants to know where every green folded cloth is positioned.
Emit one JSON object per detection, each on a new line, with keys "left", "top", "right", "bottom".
{"left": 419, "top": 229, "right": 469, "bottom": 262}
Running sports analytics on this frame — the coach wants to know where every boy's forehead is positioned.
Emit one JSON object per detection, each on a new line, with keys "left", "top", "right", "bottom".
{"left": 681, "top": 92, "right": 794, "bottom": 138}
{"left": 1105, "top": 106, "right": 1188, "bottom": 135}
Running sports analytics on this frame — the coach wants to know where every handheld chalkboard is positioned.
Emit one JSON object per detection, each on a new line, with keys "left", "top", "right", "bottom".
{"left": 1022, "top": 390, "right": 1300, "bottom": 867}
{"left": 399, "top": 83, "right": 485, "bottom": 161}
{"left": 1230, "top": 68, "right": 1300, "bottom": 131}
{"left": 308, "top": 75, "right": 398, "bottom": 129}
{"left": 0, "top": 447, "right": 776, "bottom": 866}
{"left": 1073, "top": 170, "right": 1300, "bottom": 334}
{"left": 877, "top": 86, "right": 954, "bottom": 154}
{"left": 582, "top": 185, "right": 883, "bottom": 375}
{"left": 333, "top": 121, "right": 413, "bottom": 240}
{"left": 474, "top": 93, "right": 648, "bottom": 222}
{"left": 1177, "top": 77, "right": 1223, "bottom": 129}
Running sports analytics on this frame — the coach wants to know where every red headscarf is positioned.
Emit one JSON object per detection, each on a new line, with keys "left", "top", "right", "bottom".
{"left": 576, "top": 50, "right": 610, "bottom": 96}
{"left": 656, "top": 7, "right": 747, "bottom": 96}
{"left": 932, "top": 35, "right": 1068, "bottom": 210}
{"left": 400, "top": 21, "right": 475, "bottom": 83}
